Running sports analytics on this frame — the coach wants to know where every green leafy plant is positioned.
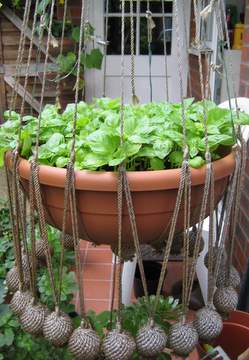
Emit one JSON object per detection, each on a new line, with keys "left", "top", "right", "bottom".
{"left": 55, "top": 21, "right": 103, "bottom": 89}
{"left": 0, "top": 204, "right": 15, "bottom": 280}
{"left": 1, "top": 98, "right": 249, "bottom": 170}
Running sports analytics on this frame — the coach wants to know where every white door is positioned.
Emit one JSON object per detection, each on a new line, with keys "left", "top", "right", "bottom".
{"left": 86, "top": 0, "right": 191, "bottom": 104}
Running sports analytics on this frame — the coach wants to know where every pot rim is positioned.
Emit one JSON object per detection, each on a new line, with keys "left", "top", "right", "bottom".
{"left": 5, "top": 151, "right": 235, "bottom": 192}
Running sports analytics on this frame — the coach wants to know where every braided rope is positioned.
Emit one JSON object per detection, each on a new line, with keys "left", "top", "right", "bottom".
{"left": 130, "top": 0, "right": 138, "bottom": 105}
{"left": 161, "top": 0, "right": 169, "bottom": 101}
{"left": 19, "top": 0, "right": 39, "bottom": 126}
{"left": 55, "top": 0, "right": 68, "bottom": 106}
{"left": 146, "top": 3, "right": 153, "bottom": 102}
{"left": 9, "top": 0, "right": 31, "bottom": 113}
{"left": 30, "top": 3, "right": 47, "bottom": 115}
{"left": 102, "top": 0, "right": 109, "bottom": 97}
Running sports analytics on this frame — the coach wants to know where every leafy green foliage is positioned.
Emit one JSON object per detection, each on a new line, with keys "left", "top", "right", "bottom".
{"left": 0, "top": 205, "right": 15, "bottom": 280}
{"left": 1, "top": 98, "right": 248, "bottom": 171}
{"left": 81, "top": 48, "right": 104, "bottom": 70}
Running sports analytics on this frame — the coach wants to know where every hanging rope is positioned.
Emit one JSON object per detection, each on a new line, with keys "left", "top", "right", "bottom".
{"left": 55, "top": 0, "right": 68, "bottom": 108}
{"left": 30, "top": 0, "right": 58, "bottom": 308}
{"left": 102, "top": 0, "right": 109, "bottom": 97}
{"left": 9, "top": 0, "right": 32, "bottom": 114}
{"left": 4, "top": 153, "right": 24, "bottom": 291}
{"left": 130, "top": 0, "right": 139, "bottom": 105}
{"left": 146, "top": 2, "right": 154, "bottom": 102}
{"left": 7, "top": 0, "right": 34, "bottom": 294}
{"left": 161, "top": 0, "right": 169, "bottom": 101}
{"left": 212, "top": 149, "right": 241, "bottom": 290}
{"left": 30, "top": 2, "right": 48, "bottom": 115}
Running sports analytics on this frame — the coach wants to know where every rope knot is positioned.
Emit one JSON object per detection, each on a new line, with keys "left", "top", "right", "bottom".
{"left": 210, "top": 63, "right": 223, "bottom": 76}
{"left": 146, "top": 10, "right": 152, "bottom": 18}
{"left": 40, "top": 15, "right": 46, "bottom": 28}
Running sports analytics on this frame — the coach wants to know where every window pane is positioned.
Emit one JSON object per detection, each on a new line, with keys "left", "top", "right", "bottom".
{"left": 106, "top": 17, "right": 137, "bottom": 55}
{"left": 105, "top": 0, "right": 137, "bottom": 13}
{"left": 140, "top": 16, "right": 172, "bottom": 55}
{"left": 140, "top": 1, "right": 173, "bottom": 13}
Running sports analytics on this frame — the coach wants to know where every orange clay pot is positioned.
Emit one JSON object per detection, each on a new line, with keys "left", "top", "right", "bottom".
{"left": 214, "top": 322, "right": 249, "bottom": 358}
{"left": 5, "top": 151, "right": 235, "bottom": 247}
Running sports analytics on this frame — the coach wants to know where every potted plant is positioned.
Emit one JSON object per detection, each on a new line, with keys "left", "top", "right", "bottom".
{"left": 2, "top": 98, "right": 248, "bottom": 247}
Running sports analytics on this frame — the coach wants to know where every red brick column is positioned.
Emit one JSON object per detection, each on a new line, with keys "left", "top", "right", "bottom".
{"left": 234, "top": 0, "right": 249, "bottom": 275}
{"left": 239, "top": 0, "right": 249, "bottom": 97}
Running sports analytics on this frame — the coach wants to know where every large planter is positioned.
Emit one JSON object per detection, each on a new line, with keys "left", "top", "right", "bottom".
{"left": 5, "top": 151, "right": 235, "bottom": 247}
{"left": 213, "top": 311, "right": 249, "bottom": 358}
{"left": 214, "top": 322, "right": 249, "bottom": 358}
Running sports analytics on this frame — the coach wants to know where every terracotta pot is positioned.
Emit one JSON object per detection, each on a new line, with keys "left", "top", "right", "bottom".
{"left": 5, "top": 151, "right": 235, "bottom": 247}
{"left": 214, "top": 322, "right": 249, "bottom": 358}
{"left": 225, "top": 310, "right": 249, "bottom": 328}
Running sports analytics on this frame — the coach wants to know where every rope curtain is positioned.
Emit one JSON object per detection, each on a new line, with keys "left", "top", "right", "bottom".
{"left": 3, "top": 0, "right": 246, "bottom": 357}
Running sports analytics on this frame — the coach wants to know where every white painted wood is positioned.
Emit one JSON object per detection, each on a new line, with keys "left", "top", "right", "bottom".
{"left": 85, "top": 0, "right": 191, "bottom": 104}
{"left": 220, "top": 50, "right": 241, "bottom": 103}
{"left": 122, "top": 256, "right": 137, "bottom": 305}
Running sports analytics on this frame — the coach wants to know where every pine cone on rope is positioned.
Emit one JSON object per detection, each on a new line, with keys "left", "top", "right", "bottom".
{"left": 111, "top": 243, "right": 136, "bottom": 262}
{"left": 170, "top": 228, "right": 204, "bottom": 257}
{"left": 6, "top": 267, "right": 20, "bottom": 293}
{"left": 194, "top": 306, "right": 223, "bottom": 342}
{"left": 35, "top": 240, "right": 53, "bottom": 263}
{"left": 168, "top": 322, "right": 198, "bottom": 357}
{"left": 6, "top": 263, "right": 30, "bottom": 293}
{"left": 63, "top": 234, "right": 75, "bottom": 250}
{"left": 170, "top": 233, "right": 183, "bottom": 256}
{"left": 188, "top": 227, "right": 205, "bottom": 257}
{"left": 136, "top": 322, "right": 167, "bottom": 358}
{"left": 10, "top": 290, "right": 32, "bottom": 316}
{"left": 43, "top": 310, "right": 73, "bottom": 347}
{"left": 103, "top": 329, "right": 136, "bottom": 360}
{"left": 213, "top": 286, "right": 238, "bottom": 315}
{"left": 20, "top": 301, "right": 49, "bottom": 335}
{"left": 204, "top": 248, "right": 225, "bottom": 269}
{"left": 68, "top": 323, "right": 101, "bottom": 360}
{"left": 216, "top": 265, "right": 241, "bottom": 289}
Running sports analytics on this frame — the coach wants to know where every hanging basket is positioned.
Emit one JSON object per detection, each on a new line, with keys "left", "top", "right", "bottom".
{"left": 5, "top": 151, "right": 235, "bottom": 247}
